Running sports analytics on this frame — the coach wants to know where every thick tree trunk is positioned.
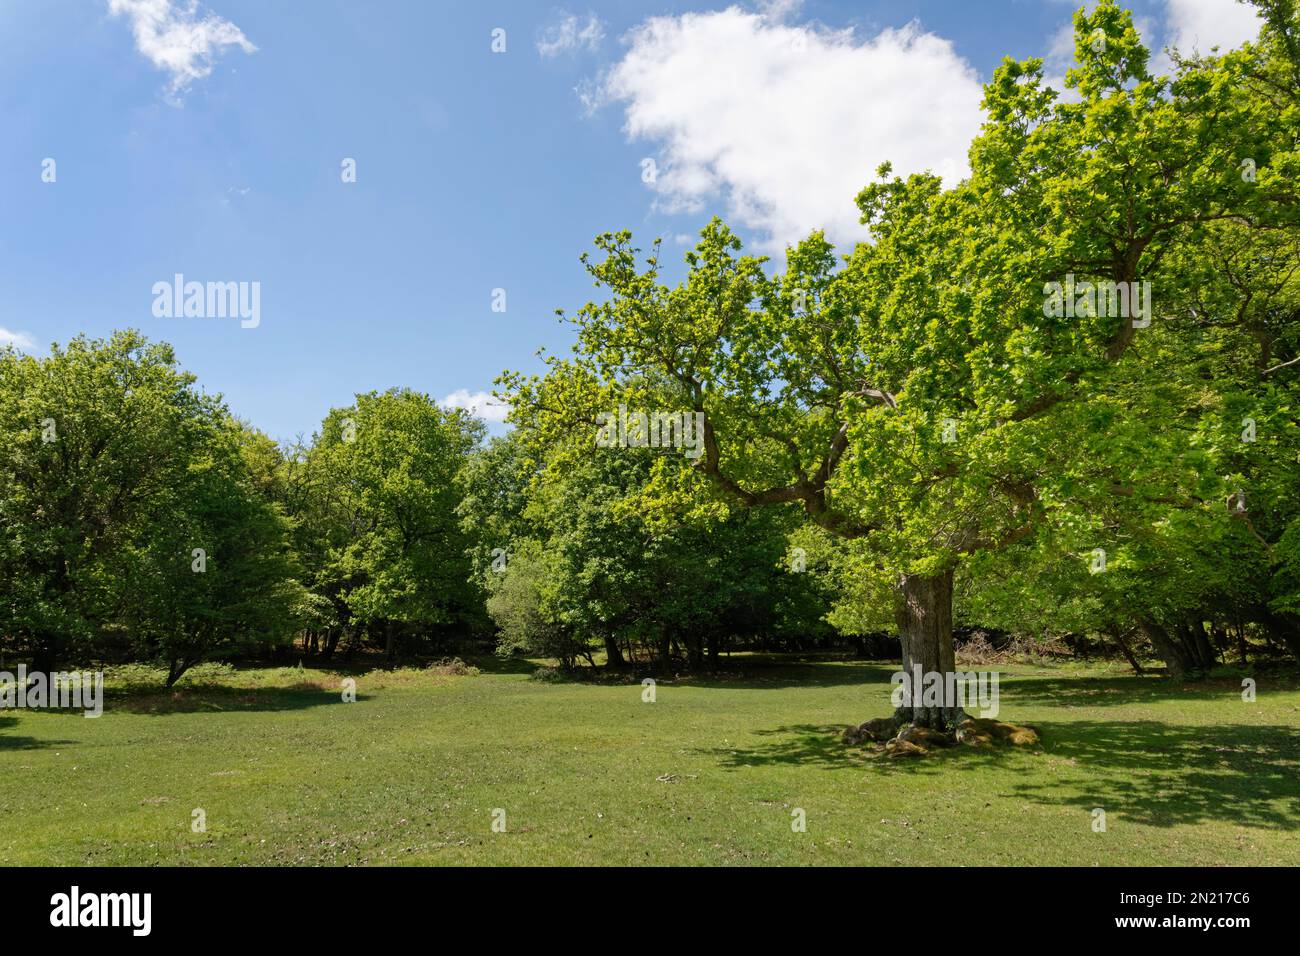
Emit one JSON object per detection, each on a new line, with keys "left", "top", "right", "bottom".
{"left": 29, "top": 637, "right": 57, "bottom": 683}
{"left": 893, "top": 569, "right": 965, "bottom": 730}
{"left": 1186, "top": 619, "right": 1218, "bottom": 669}
{"left": 1142, "top": 621, "right": 1200, "bottom": 677}
{"left": 603, "top": 635, "right": 625, "bottom": 669}
{"left": 1264, "top": 611, "right": 1300, "bottom": 664}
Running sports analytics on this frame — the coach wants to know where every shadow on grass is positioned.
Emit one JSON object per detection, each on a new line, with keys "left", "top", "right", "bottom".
{"left": 110, "top": 685, "right": 370, "bottom": 716}
{"left": 465, "top": 655, "right": 543, "bottom": 676}
{"left": 678, "top": 661, "right": 894, "bottom": 691}
{"left": 692, "top": 724, "right": 869, "bottom": 771}
{"left": 1008, "top": 718, "right": 1300, "bottom": 829}
{"left": 697, "top": 718, "right": 1300, "bottom": 829}
{"left": 1001, "top": 670, "right": 1300, "bottom": 709}
{"left": 0, "top": 715, "right": 75, "bottom": 750}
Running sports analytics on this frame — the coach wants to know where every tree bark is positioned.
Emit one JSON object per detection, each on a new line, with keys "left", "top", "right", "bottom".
{"left": 1142, "top": 621, "right": 1196, "bottom": 677}
{"left": 1187, "top": 618, "right": 1218, "bottom": 669}
{"left": 603, "top": 635, "right": 625, "bottom": 669}
{"left": 165, "top": 658, "right": 194, "bottom": 688}
{"left": 1264, "top": 611, "right": 1300, "bottom": 663}
{"left": 1108, "top": 625, "right": 1144, "bottom": 675}
{"left": 892, "top": 569, "right": 965, "bottom": 730}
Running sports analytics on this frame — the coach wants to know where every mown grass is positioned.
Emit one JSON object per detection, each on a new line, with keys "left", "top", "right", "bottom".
{"left": 1, "top": 656, "right": 1297, "bottom": 865}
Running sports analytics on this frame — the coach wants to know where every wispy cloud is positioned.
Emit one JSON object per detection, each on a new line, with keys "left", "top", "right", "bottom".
{"left": 107, "top": 0, "right": 256, "bottom": 102}
{"left": 537, "top": 11, "right": 605, "bottom": 58}
{"left": 1164, "top": 0, "right": 1262, "bottom": 55}
{"left": 440, "top": 389, "right": 510, "bottom": 424}
{"left": 0, "top": 327, "right": 37, "bottom": 351}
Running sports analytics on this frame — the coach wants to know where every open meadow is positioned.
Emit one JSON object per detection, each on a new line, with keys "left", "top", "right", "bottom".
{"left": 4, "top": 657, "right": 1297, "bottom": 866}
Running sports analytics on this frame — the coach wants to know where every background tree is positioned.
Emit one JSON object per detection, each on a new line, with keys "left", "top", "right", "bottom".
{"left": 303, "top": 389, "right": 486, "bottom": 662}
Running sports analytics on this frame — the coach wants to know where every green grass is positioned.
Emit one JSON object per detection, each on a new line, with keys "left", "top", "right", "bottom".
{"left": 2, "top": 656, "right": 1298, "bottom": 865}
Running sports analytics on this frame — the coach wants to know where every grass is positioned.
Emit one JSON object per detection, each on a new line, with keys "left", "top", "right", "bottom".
{"left": 2, "top": 655, "right": 1298, "bottom": 865}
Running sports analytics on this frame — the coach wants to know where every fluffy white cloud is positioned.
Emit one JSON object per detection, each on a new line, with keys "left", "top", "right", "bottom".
{"left": 0, "top": 328, "right": 36, "bottom": 351}
{"left": 1165, "top": 0, "right": 1263, "bottom": 54}
{"left": 594, "top": 6, "right": 984, "bottom": 250}
{"left": 440, "top": 389, "right": 510, "bottom": 424}
{"left": 537, "top": 12, "right": 606, "bottom": 58}
{"left": 107, "top": 0, "right": 256, "bottom": 100}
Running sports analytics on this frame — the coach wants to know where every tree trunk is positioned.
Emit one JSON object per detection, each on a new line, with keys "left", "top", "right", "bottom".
{"left": 165, "top": 658, "right": 194, "bottom": 688}
{"left": 1187, "top": 618, "right": 1218, "bottom": 669}
{"left": 892, "top": 569, "right": 964, "bottom": 730}
{"left": 1108, "top": 625, "right": 1144, "bottom": 675}
{"left": 30, "top": 632, "right": 60, "bottom": 682}
{"left": 1142, "top": 621, "right": 1196, "bottom": 677}
{"left": 1264, "top": 611, "right": 1300, "bottom": 664}
{"left": 603, "top": 635, "right": 625, "bottom": 669}
{"left": 688, "top": 633, "right": 703, "bottom": 670}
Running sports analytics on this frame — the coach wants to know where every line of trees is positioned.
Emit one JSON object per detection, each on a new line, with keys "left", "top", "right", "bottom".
{"left": 0, "top": 333, "right": 489, "bottom": 684}
{"left": 0, "top": 335, "right": 829, "bottom": 683}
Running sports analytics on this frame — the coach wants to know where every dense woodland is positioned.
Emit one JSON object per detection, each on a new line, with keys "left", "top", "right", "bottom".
{"left": 4, "top": 2, "right": 1300, "bottom": 713}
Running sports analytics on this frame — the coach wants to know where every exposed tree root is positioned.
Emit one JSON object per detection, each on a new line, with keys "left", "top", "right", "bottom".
{"left": 842, "top": 716, "right": 1041, "bottom": 757}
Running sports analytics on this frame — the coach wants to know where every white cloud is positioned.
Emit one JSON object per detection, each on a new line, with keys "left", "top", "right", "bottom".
{"left": 537, "top": 12, "right": 606, "bottom": 58}
{"left": 1042, "top": 3, "right": 1158, "bottom": 96}
{"left": 1165, "top": 0, "right": 1262, "bottom": 54}
{"left": 440, "top": 389, "right": 510, "bottom": 424}
{"left": 594, "top": 6, "right": 985, "bottom": 250}
{"left": 0, "top": 328, "right": 36, "bottom": 351}
{"left": 107, "top": 0, "right": 256, "bottom": 101}
{"left": 1043, "top": 1, "right": 1262, "bottom": 94}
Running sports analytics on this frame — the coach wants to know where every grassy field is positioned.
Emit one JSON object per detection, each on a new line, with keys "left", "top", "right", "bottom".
{"left": 2, "top": 655, "right": 1298, "bottom": 866}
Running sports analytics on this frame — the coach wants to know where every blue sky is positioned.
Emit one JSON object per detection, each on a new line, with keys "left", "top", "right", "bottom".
{"left": 0, "top": 0, "right": 1262, "bottom": 442}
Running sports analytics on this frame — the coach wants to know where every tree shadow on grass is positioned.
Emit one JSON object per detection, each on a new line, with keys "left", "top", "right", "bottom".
{"left": 464, "top": 655, "right": 542, "bottom": 676}
{"left": 0, "top": 715, "right": 74, "bottom": 750}
{"left": 1000, "top": 670, "right": 1300, "bottom": 709}
{"left": 1007, "top": 718, "right": 1300, "bottom": 829}
{"left": 696, "top": 718, "right": 1300, "bottom": 829}
{"left": 109, "top": 685, "right": 371, "bottom": 716}
{"left": 693, "top": 724, "right": 870, "bottom": 770}
{"left": 673, "top": 661, "right": 895, "bottom": 691}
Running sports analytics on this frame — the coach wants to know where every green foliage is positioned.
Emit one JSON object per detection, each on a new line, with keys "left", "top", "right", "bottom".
{"left": 0, "top": 331, "right": 303, "bottom": 680}
{"left": 292, "top": 389, "right": 487, "bottom": 654}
